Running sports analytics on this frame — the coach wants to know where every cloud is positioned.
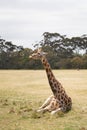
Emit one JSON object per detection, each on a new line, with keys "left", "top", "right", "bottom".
{"left": 0, "top": 0, "right": 87, "bottom": 48}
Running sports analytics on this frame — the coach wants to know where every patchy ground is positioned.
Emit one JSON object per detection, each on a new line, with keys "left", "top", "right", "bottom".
{"left": 0, "top": 70, "right": 87, "bottom": 130}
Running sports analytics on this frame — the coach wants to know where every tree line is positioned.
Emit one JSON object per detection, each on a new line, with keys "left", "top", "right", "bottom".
{"left": 0, "top": 32, "right": 87, "bottom": 69}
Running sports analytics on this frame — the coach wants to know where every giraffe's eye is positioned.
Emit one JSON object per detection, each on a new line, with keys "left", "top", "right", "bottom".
{"left": 38, "top": 52, "right": 40, "bottom": 55}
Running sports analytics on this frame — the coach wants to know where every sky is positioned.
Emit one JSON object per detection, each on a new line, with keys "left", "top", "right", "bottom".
{"left": 0, "top": 0, "right": 87, "bottom": 48}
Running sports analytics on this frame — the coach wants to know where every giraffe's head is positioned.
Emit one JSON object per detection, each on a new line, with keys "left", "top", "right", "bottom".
{"left": 29, "top": 48, "right": 47, "bottom": 60}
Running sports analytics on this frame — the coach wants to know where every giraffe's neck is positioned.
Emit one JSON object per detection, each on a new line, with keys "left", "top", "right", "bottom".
{"left": 41, "top": 57, "right": 60, "bottom": 95}
{"left": 41, "top": 57, "right": 54, "bottom": 79}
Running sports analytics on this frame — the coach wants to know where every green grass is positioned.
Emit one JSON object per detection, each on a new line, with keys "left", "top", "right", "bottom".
{"left": 0, "top": 70, "right": 87, "bottom": 130}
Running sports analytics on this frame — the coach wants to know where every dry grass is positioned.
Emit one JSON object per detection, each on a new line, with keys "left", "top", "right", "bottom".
{"left": 0, "top": 70, "right": 87, "bottom": 130}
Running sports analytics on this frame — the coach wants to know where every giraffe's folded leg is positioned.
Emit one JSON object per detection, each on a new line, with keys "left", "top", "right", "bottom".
{"left": 38, "top": 95, "right": 54, "bottom": 110}
{"left": 37, "top": 108, "right": 45, "bottom": 113}
{"left": 37, "top": 105, "right": 50, "bottom": 113}
{"left": 37, "top": 103, "right": 53, "bottom": 113}
{"left": 51, "top": 107, "right": 62, "bottom": 115}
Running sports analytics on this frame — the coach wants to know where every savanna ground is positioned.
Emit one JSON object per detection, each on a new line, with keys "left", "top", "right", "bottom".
{"left": 0, "top": 70, "right": 87, "bottom": 130}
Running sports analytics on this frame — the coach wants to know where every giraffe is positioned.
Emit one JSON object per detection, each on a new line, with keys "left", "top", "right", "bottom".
{"left": 29, "top": 48, "right": 72, "bottom": 114}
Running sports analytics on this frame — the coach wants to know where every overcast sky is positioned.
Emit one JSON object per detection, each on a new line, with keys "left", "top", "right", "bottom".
{"left": 0, "top": 0, "right": 87, "bottom": 48}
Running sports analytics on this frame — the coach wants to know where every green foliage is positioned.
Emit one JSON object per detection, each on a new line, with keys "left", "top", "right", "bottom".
{"left": 39, "top": 32, "right": 87, "bottom": 69}
{"left": 0, "top": 33, "right": 87, "bottom": 69}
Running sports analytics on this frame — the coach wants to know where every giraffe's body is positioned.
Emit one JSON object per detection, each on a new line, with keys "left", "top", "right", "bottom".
{"left": 29, "top": 48, "right": 72, "bottom": 114}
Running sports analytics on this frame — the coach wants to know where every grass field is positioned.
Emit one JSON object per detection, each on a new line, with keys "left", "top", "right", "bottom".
{"left": 0, "top": 70, "right": 87, "bottom": 130}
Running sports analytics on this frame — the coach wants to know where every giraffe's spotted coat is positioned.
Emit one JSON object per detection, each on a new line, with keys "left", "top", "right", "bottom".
{"left": 29, "top": 48, "right": 72, "bottom": 114}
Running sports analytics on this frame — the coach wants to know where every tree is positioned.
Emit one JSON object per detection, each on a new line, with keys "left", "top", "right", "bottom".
{"left": 40, "top": 32, "right": 74, "bottom": 58}
{"left": 37, "top": 32, "right": 87, "bottom": 69}
{"left": 0, "top": 37, "right": 24, "bottom": 69}
{"left": 71, "top": 56, "right": 83, "bottom": 69}
{"left": 0, "top": 33, "right": 87, "bottom": 69}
